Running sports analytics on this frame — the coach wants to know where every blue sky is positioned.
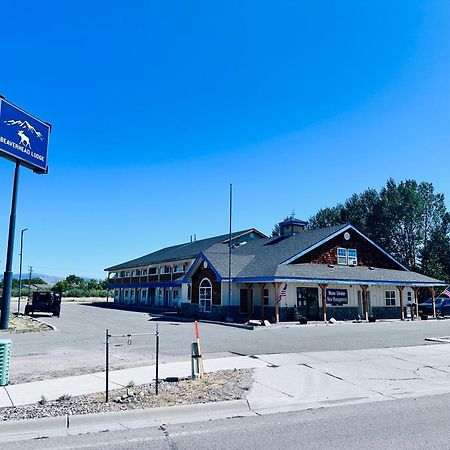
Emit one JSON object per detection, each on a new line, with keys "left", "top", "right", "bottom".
{"left": 0, "top": 1, "right": 449, "bottom": 279}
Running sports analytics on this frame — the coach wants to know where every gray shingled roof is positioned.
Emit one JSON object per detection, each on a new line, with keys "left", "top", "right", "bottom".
{"left": 201, "top": 225, "right": 445, "bottom": 286}
{"left": 273, "top": 264, "right": 444, "bottom": 286}
{"left": 203, "top": 224, "right": 349, "bottom": 277}
{"left": 105, "top": 229, "right": 261, "bottom": 271}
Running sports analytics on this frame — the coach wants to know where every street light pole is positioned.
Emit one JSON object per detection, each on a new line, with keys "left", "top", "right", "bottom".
{"left": 17, "top": 228, "right": 28, "bottom": 315}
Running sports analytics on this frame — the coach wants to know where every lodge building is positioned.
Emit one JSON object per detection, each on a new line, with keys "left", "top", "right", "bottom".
{"left": 106, "top": 219, "right": 445, "bottom": 322}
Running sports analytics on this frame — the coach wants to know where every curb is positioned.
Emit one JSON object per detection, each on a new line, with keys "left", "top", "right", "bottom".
{"left": 0, "top": 399, "right": 252, "bottom": 443}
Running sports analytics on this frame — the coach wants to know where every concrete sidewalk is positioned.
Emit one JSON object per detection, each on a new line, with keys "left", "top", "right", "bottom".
{"left": 2, "top": 343, "right": 450, "bottom": 411}
{"left": 2, "top": 343, "right": 450, "bottom": 443}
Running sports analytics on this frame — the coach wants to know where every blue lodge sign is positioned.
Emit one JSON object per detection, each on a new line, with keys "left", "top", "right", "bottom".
{"left": 326, "top": 288, "right": 348, "bottom": 306}
{"left": 0, "top": 98, "right": 50, "bottom": 173}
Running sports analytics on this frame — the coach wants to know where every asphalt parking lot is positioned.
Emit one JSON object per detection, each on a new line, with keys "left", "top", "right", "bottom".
{"left": 5, "top": 302, "right": 450, "bottom": 383}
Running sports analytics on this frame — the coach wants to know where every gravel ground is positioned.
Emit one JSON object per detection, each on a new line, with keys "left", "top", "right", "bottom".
{"left": 0, "top": 314, "right": 53, "bottom": 334}
{"left": 0, "top": 369, "right": 253, "bottom": 421}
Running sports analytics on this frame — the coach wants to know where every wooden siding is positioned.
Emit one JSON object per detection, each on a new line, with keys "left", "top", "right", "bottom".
{"left": 291, "top": 230, "right": 403, "bottom": 270}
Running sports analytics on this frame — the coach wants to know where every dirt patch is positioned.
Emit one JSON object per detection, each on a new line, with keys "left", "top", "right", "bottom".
{"left": 0, "top": 314, "right": 53, "bottom": 334}
{"left": 0, "top": 369, "right": 253, "bottom": 421}
{"left": 62, "top": 297, "right": 109, "bottom": 303}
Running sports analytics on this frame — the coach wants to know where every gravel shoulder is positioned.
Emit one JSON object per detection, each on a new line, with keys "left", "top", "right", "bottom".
{"left": 0, "top": 314, "right": 53, "bottom": 334}
{"left": 0, "top": 369, "right": 253, "bottom": 421}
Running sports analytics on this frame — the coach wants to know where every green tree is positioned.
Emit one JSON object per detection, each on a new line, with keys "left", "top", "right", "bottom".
{"left": 308, "top": 178, "right": 450, "bottom": 280}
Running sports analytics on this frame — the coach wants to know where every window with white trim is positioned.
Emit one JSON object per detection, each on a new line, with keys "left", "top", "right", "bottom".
{"left": 337, "top": 248, "right": 347, "bottom": 265}
{"left": 385, "top": 290, "right": 396, "bottom": 306}
{"left": 337, "top": 248, "right": 358, "bottom": 266}
{"left": 347, "top": 249, "right": 357, "bottom": 265}
{"left": 407, "top": 291, "right": 412, "bottom": 304}
{"left": 199, "top": 278, "right": 212, "bottom": 313}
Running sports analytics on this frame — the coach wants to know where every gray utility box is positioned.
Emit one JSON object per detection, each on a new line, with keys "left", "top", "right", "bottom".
{"left": 0, "top": 339, "right": 12, "bottom": 386}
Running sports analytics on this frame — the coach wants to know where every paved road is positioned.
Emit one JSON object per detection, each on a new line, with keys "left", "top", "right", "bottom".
{"left": 5, "top": 302, "right": 450, "bottom": 383}
{"left": 5, "top": 392, "right": 450, "bottom": 449}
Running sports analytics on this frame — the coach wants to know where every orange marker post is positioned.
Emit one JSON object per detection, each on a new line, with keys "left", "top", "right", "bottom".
{"left": 194, "top": 321, "right": 205, "bottom": 378}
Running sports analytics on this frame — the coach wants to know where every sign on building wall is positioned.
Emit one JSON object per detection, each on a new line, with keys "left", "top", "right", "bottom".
{"left": 326, "top": 288, "right": 348, "bottom": 306}
{"left": 0, "top": 98, "right": 50, "bottom": 173}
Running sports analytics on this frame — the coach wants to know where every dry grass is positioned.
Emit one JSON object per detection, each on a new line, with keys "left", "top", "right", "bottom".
{"left": 0, "top": 314, "right": 53, "bottom": 334}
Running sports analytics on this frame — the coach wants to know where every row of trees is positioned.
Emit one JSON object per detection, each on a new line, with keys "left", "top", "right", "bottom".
{"left": 274, "top": 179, "right": 450, "bottom": 282}
{"left": 52, "top": 275, "right": 111, "bottom": 298}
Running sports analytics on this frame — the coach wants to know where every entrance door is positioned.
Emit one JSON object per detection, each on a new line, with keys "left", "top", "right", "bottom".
{"left": 296, "top": 287, "right": 319, "bottom": 320}
{"left": 164, "top": 289, "right": 170, "bottom": 307}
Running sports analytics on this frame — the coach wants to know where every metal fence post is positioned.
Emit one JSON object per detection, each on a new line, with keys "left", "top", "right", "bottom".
{"left": 155, "top": 323, "right": 159, "bottom": 395}
{"left": 105, "top": 329, "right": 109, "bottom": 402}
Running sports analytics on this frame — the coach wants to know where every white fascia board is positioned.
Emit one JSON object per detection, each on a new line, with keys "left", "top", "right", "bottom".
{"left": 281, "top": 224, "right": 408, "bottom": 271}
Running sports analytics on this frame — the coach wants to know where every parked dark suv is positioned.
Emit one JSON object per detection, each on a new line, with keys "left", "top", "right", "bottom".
{"left": 418, "top": 297, "right": 450, "bottom": 317}
{"left": 24, "top": 291, "right": 61, "bottom": 317}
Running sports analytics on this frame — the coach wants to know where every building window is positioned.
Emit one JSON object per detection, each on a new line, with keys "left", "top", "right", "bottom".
{"left": 183, "top": 263, "right": 188, "bottom": 272}
{"left": 337, "top": 248, "right": 357, "bottom": 265}
{"left": 136, "top": 269, "right": 141, "bottom": 276}
{"left": 126, "top": 271, "right": 130, "bottom": 277}
{"left": 199, "top": 278, "right": 212, "bottom": 313}
{"left": 143, "top": 269, "right": 147, "bottom": 276}
{"left": 347, "top": 249, "right": 357, "bottom": 265}
{"left": 142, "top": 289, "right": 147, "bottom": 299}
{"left": 337, "top": 248, "right": 347, "bottom": 265}
{"left": 385, "top": 290, "right": 396, "bottom": 306}
{"left": 263, "top": 288, "right": 269, "bottom": 306}
{"left": 164, "top": 266, "right": 171, "bottom": 274}
{"left": 124, "top": 289, "right": 129, "bottom": 297}
{"left": 173, "top": 289, "right": 179, "bottom": 300}
{"left": 149, "top": 267, "right": 157, "bottom": 275}
{"left": 188, "top": 283, "right": 191, "bottom": 301}
{"left": 120, "top": 271, "right": 125, "bottom": 277}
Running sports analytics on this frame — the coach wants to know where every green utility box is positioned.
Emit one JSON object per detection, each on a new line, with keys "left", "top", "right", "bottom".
{"left": 0, "top": 339, "right": 12, "bottom": 386}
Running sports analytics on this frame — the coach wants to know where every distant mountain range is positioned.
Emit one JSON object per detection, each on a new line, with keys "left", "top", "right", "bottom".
{"left": 0, "top": 273, "right": 94, "bottom": 284}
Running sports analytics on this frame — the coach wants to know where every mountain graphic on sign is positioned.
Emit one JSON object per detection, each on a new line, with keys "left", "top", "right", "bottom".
{"left": 3, "top": 119, "right": 44, "bottom": 140}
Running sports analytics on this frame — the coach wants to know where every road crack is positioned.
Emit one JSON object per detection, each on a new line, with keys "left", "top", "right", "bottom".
{"left": 159, "top": 424, "right": 178, "bottom": 450}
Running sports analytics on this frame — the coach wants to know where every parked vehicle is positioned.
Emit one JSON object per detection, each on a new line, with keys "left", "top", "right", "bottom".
{"left": 24, "top": 291, "right": 61, "bottom": 317}
{"left": 418, "top": 297, "right": 450, "bottom": 317}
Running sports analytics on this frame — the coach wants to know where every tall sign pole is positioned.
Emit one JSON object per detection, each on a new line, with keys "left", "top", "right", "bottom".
{"left": 228, "top": 183, "right": 232, "bottom": 308}
{"left": 17, "top": 227, "right": 28, "bottom": 314}
{"left": 1, "top": 161, "right": 20, "bottom": 328}
{"left": 0, "top": 97, "right": 51, "bottom": 330}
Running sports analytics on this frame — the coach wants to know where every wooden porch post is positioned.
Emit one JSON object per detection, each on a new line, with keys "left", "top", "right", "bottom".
{"left": 259, "top": 283, "right": 265, "bottom": 322}
{"left": 360, "top": 285, "right": 369, "bottom": 321}
{"left": 413, "top": 287, "right": 420, "bottom": 318}
{"left": 318, "top": 283, "right": 328, "bottom": 322}
{"left": 396, "top": 286, "right": 404, "bottom": 320}
{"left": 429, "top": 286, "right": 436, "bottom": 318}
{"left": 273, "top": 282, "right": 280, "bottom": 323}
{"left": 245, "top": 283, "right": 253, "bottom": 319}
